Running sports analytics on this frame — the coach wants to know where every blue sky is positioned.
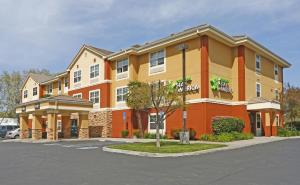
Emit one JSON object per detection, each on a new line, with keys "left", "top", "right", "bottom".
{"left": 0, "top": 0, "right": 299, "bottom": 86}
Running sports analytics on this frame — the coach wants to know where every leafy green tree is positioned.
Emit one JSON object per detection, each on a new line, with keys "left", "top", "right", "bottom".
{"left": 150, "top": 81, "right": 183, "bottom": 147}
{"left": 126, "top": 81, "right": 151, "bottom": 138}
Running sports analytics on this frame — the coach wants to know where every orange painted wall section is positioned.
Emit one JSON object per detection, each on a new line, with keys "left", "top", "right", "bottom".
{"left": 201, "top": 35, "right": 209, "bottom": 98}
{"left": 111, "top": 102, "right": 251, "bottom": 138}
{"left": 238, "top": 45, "right": 246, "bottom": 101}
{"left": 68, "top": 83, "right": 111, "bottom": 108}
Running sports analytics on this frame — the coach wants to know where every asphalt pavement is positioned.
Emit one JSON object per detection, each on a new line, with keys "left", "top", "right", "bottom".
{"left": 0, "top": 139, "right": 299, "bottom": 185}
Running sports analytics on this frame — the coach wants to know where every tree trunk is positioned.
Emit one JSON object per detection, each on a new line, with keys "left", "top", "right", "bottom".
{"left": 156, "top": 119, "right": 160, "bottom": 148}
{"left": 136, "top": 111, "right": 144, "bottom": 138}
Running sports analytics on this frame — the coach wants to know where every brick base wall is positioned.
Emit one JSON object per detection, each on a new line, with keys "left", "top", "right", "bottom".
{"left": 89, "top": 110, "right": 112, "bottom": 137}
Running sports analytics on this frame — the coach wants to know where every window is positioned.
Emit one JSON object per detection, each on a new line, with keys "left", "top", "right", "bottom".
{"left": 33, "top": 87, "right": 37, "bottom": 96}
{"left": 58, "top": 80, "right": 62, "bottom": 91}
{"left": 149, "top": 114, "right": 164, "bottom": 130}
{"left": 274, "top": 64, "right": 279, "bottom": 81}
{"left": 89, "top": 90, "right": 100, "bottom": 104}
{"left": 117, "top": 59, "right": 128, "bottom": 74}
{"left": 116, "top": 87, "right": 128, "bottom": 102}
{"left": 255, "top": 55, "right": 261, "bottom": 72}
{"left": 74, "top": 70, "right": 81, "bottom": 83}
{"left": 64, "top": 78, "right": 68, "bottom": 87}
{"left": 256, "top": 82, "right": 261, "bottom": 97}
{"left": 275, "top": 89, "right": 279, "bottom": 101}
{"left": 150, "top": 50, "right": 165, "bottom": 67}
{"left": 90, "top": 64, "right": 99, "bottom": 78}
{"left": 256, "top": 113, "right": 261, "bottom": 129}
{"left": 73, "top": 93, "right": 82, "bottom": 99}
{"left": 46, "top": 83, "right": 53, "bottom": 94}
{"left": 23, "top": 90, "right": 28, "bottom": 99}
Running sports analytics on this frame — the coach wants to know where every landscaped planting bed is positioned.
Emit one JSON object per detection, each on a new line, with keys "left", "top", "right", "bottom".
{"left": 107, "top": 142, "right": 226, "bottom": 153}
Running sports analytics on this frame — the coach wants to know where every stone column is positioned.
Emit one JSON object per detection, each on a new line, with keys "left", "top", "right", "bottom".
{"left": 32, "top": 114, "right": 42, "bottom": 140}
{"left": 19, "top": 114, "right": 29, "bottom": 139}
{"left": 79, "top": 113, "right": 89, "bottom": 139}
{"left": 47, "top": 112, "right": 57, "bottom": 140}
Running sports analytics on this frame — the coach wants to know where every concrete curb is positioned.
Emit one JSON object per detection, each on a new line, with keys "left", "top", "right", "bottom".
{"left": 102, "top": 137, "right": 299, "bottom": 158}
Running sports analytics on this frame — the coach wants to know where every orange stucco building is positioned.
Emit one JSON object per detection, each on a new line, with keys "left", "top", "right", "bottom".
{"left": 16, "top": 24, "right": 290, "bottom": 140}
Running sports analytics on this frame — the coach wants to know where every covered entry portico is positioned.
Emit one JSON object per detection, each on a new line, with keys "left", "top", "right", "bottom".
{"left": 247, "top": 98, "right": 282, "bottom": 137}
{"left": 16, "top": 96, "right": 93, "bottom": 140}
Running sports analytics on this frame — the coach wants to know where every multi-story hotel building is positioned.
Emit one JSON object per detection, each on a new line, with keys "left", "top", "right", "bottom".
{"left": 16, "top": 24, "right": 291, "bottom": 140}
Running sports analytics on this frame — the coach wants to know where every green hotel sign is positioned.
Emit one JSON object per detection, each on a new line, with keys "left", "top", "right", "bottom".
{"left": 210, "top": 77, "right": 233, "bottom": 93}
{"left": 169, "top": 77, "right": 199, "bottom": 94}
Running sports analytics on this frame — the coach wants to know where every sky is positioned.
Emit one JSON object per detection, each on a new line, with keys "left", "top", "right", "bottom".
{"left": 0, "top": 0, "right": 299, "bottom": 86}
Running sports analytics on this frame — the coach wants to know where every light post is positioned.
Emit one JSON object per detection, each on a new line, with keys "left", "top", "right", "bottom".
{"left": 176, "top": 43, "right": 190, "bottom": 144}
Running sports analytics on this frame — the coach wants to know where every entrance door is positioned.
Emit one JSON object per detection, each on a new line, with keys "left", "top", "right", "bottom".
{"left": 256, "top": 112, "right": 262, "bottom": 136}
{"left": 71, "top": 119, "right": 78, "bottom": 138}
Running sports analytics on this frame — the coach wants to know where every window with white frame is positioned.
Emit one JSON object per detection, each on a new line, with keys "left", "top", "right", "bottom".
{"left": 89, "top": 90, "right": 100, "bottom": 104}
{"left": 58, "top": 80, "right": 62, "bottom": 92}
{"left": 274, "top": 64, "right": 279, "bottom": 81}
{"left": 275, "top": 89, "right": 279, "bottom": 101}
{"left": 33, "top": 87, "right": 37, "bottom": 96}
{"left": 255, "top": 55, "right": 261, "bottom": 72}
{"left": 116, "top": 87, "right": 128, "bottom": 102}
{"left": 90, "top": 64, "right": 99, "bottom": 79}
{"left": 23, "top": 90, "right": 28, "bottom": 99}
{"left": 148, "top": 113, "right": 165, "bottom": 134}
{"left": 73, "top": 93, "right": 82, "bottom": 99}
{"left": 64, "top": 77, "right": 68, "bottom": 87}
{"left": 256, "top": 82, "right": 261, "bottom": 97}
{"left": 74, "top": 70, "right": 81, "bottom": 83}
{"left": 150, "top": 50, "right": 165, "bottom": 68}
{"left": 149, "top": 50, "right": 165, "bottom": 74}
{"left": 46, "top": 83, "right": 53, "bottom": 94}
{"left": 117, "top": 59, "right": 128, "bottom": 74}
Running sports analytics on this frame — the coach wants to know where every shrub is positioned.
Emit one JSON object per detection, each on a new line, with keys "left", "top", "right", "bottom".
{"left": 278, "top": 127, "right": 300, "bottom": 137}
{"left": 121, "top": 130, "right": 129, "bottom": 138}
{"left": 284, "top": 122, "right": 300, "bottom": 131}
{"left": 133, "top": 130, "right": 142, "bottom": 138}
{"left": 212, "top": 117, "right": 245, "bottom": 135}
{"left": 171, "top": 128, "right": 197, "bottom": 140}
{"left": 144, "top": 133, "right": 167, "bottom": 139}
{"left": 200, "top": 132, "right": 253, "bottom": 142}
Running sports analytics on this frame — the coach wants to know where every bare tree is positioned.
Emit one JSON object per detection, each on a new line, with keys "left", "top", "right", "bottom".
{"left": 150, "top": 80, "right": 183, "bottom": 147}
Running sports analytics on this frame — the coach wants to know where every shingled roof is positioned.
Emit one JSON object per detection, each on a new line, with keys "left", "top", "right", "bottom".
{"left": 85, "top": 45, "right": 113, "bottom": 55}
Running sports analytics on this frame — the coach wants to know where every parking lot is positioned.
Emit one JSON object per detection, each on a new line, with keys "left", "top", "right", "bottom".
{"left": 0, "top": 139, "right": 300, "bottom": 185}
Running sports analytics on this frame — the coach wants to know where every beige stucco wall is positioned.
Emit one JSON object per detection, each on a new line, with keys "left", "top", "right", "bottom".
{"left": 110, "top": 38, "right": 201, "bottom": 107}
{"left": 208, "top": 38, "right": 237, "bottom": 101}
{"left": 245, "top": 48, "right": 283, "bottom": 101}
{"left": 69, "top": 49, "right": 105, "bottom": 91}
{"left": 22, "top": 77, "right": 39, "bottom": 103}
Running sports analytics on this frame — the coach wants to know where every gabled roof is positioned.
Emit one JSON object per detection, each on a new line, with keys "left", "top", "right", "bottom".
{"left": 67, "top": 44, "right": 113, "bottom": 70}
{"left": 106, "top": 24, "right": 291, "bottom": 68}
{"left": 21, "top": 73, "right": 54, "bottom": 90}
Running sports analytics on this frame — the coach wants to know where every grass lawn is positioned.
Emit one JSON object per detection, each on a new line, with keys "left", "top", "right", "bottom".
{"left": 107, "top": 142, "right": 226, "bottom": 153}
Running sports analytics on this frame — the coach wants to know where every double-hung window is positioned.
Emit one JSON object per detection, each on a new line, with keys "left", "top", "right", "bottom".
{"left": 116, "top": 87, "right": 128, "bottom": 103}
{"left": 255, "top": 55, "right": 261, "bottom": 72}
{"left": 89, "top": 90, "right": 100, "bottom": 104}
{"left": 90, "top": 64, "right": 99, "bottom": 79}
{"left": 23, "top": 90, "right": 28, "bottom": 99}
{"left": 116, "top": 59, "right": 129, "bottom": 80}
{"left": 33, "top": 87, "right": 37, "bottom": 96}
{"left": 256, "top": 82, "right": 261, "bottom": 97}
{"left": 46, "top": 83, "right": 53, "bottom": 95}
{"left": 148, "top": 113, "right": 165, "bottom": 134}
{"left": 149, "top": 50, "right": 165, "bottom": 74}
{"left": 74, "top": 70, "right": 81, "bottom": 83}
{"left": 274, "top": 64, "right": 279, "bottom": 81}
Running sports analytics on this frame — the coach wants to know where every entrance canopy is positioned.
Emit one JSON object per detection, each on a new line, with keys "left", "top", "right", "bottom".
{"left": 247, "top": 97, "right": 280, "bottom": 111}
{"left": 16, "top": 95, "right": 93, "bottom": 114}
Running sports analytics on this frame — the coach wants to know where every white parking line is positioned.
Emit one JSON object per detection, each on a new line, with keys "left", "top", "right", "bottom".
{"left": 76, "top": 146, "right": 99, "bottom": 150}
{"left": 61, "top": 145, "right": 77, "bottom": 148}
{"left": 43, "top": 143, "right": 61, "bottom": 146}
